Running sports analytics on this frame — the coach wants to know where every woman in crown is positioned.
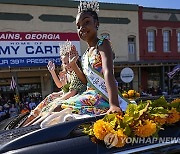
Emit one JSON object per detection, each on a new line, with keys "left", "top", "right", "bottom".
{"left": 22, "top": 42, "right": 87, "bottom": 126}
{"left": 24, "top": 0, "right": 128, "bottom": 126}
{"left": 47, "top": 0, "right": 128, "bottom": 116}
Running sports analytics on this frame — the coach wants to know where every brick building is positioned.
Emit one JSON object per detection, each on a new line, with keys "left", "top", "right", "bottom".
{"left": 138, "top": 6, "right": 180, "bottom": 94}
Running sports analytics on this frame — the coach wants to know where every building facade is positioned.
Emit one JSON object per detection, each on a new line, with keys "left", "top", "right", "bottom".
{"left": 138, "top": 7, "right": 180, "bottom": 95}
{"left": 0, "top": 0, "right": 139, "bottom": 99}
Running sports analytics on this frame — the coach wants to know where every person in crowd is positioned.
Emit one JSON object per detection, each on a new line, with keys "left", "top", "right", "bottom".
{"left": 28, "top": 98, "right": 37, "bottom": 110}
{"left": 3, "top": 103, "right": 10, "bottom": 119}
{"left": 0, "top": 105, "right": 6, "bottom": 121}
{"left": 22, "top": 43, "right": 87, "bottom": 126}
{"left": 9, "top": 103, "right": 19, "bottom": 118}
{"left": 157, "top": 86, "right": 162, "bottom": 96}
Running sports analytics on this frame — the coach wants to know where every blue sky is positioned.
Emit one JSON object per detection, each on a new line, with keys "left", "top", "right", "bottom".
{"left": 98, "top": 0, "right": 180, "bottom": 9}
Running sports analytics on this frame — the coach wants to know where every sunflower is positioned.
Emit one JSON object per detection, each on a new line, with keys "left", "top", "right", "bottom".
{"left": 171, "top": 98, "right": 180, "bottom": 104}
{"left": 166, "top": 108, "right": 180, "bottom": 124}
{"left": 134, "top": 120, "right": 157, "bottom": 137}
{"left": 93, "top": 120, "right": 115, "bottom": 140}
{"left": 128, "top": 90, "right": 135, "bottom": 98}
{"left": 116, "top": 114, "right": 123, "bottom": 120}
{"left": 135, "top": 92, "right": 140, "bottom": 98}
{"left": 122, "top": 93, "right": 128, "bottom": 98}
{"left": 115, "top": 129, "right": 127, "bottom": 147}
{"left": 153, "top": 116, "right": 166, "bottom": 125}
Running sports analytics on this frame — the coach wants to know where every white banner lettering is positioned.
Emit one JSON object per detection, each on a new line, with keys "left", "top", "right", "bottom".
{"left": 0, "top": 32, "right": 80, "bottom": 67}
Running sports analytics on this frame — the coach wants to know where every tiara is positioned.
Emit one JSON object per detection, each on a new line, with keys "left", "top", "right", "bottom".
{"left": 78, "top": 0, "right": 99, "bottom": 13}
{"left": 59, "top": 40, "right": 71, "bottom": 56}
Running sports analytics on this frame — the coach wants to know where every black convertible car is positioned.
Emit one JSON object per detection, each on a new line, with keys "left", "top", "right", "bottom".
{"left": 0, "top": 111, "right": 179, "bottom": 154}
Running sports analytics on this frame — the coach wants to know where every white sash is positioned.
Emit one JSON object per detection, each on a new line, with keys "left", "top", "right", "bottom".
{"left": 82, "top": 49, "right": 128, "bottom": 111}
{"left": 86, "top": 65, "right": 128, "bottom": 111}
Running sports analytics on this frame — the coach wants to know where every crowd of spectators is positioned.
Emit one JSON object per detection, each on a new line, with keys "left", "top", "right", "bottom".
{"left": 0, "top": 95, "right": 42, "bottom": 122}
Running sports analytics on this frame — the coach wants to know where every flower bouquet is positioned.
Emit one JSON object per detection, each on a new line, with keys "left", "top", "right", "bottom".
{"left": 122, "top": 89, "right": 140, "bottom": 101}
{"left": 83, "top": 97, "right": 180, "bottom": 148}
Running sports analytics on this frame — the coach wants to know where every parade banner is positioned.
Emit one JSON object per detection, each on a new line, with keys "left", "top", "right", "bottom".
{"left": 0, "top": 32, "right": 80, "bottom": 67}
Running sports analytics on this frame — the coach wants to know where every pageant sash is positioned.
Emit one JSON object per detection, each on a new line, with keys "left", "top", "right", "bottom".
{"left": 85, "top": 63, "right": 129, "bottom": 111}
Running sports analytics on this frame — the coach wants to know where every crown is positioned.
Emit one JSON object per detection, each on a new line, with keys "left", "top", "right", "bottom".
{"left": 78, "top": 0, "right": 99, "bottom": 13}
{"left": 59, "top": 40, "right": 71, "bottom": 56}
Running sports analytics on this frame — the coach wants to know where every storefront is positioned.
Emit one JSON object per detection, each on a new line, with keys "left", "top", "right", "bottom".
{"left": 0, "top": 0, "right": 140, "bottom": 99}
{"left": 0, "top": 32, "right": 80, "bottom": 99}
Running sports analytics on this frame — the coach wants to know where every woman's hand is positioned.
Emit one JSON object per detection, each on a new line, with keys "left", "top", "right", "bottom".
{"left": 106, "top": 105, "right": 123, "bottom": 115}
{"left": 68, "top": 45, "right": 79, "bottom": 66}
{"left": 47, "top": 61, "right": 55, "bottom": 73}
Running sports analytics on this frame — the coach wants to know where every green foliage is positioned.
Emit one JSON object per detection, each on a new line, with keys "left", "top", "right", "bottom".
{"left": 169, "top": 101, "right": 180, "bottom": 112}
{"left": 138, "top": 102, "right": 149, "bottom": 117}
{"left": 125, "top": 104, "right": 138, "bottom": 117}
{"left": 82, "top": 124, "right": 94, "bottom": 136}
{"left": 125, "top": 102, "right": 149, "bottom": 121}
{"left": 149, "top": 107, "right": 168, "bottom": 114}
{"left": 122, "top": 116, "right": 134, "bottom": 125}
{"left": 150, "top": 96, "right": 168, "bottom": 108}
{"left": 103, "top": 113, "right": 117, "bottom": 122}
{"left": 83, "top": 95, "right": 180, "bottom": 148}
{"left": 103, "top": 114, "right": 121, "bottom": 129}
{"left": 124, "top": 125, "right": 131, "bottom": 136}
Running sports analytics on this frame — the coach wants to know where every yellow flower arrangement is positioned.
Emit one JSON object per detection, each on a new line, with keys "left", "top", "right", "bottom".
{"left": 153, "top": 116, "right": 166, "bottom": 125}
{"left": 128, "top": 90, "right": 136, "bottom": 98}
{"left": 134, "top": 120, "right": 157, "bottom": 137}
{"left": 93, "top": 119, "right": 115, "bottom": 140}
{"left": 166, "top": 108, "right": 180, "bottom": 124}
{"left": 83, "top": 96, "right": 180, "bottom": 149}
{"left": 122, "top": 89, "right": 140, "bottom": 100}
{"left": 171, "top": 98, "right": 180, "bottom": 104}
{"left": 122, "top": 93, "right": 128, "bottom": 98}
{"left": 115, "top": 129, "right": 127, "bottom": 147}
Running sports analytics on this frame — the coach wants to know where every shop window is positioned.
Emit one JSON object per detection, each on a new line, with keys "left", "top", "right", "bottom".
{"left": 147, "top": 73, "right": 160, "bottom": 88}
{"left": 147, "top": 30, "right": 155, "bottom": 52}
{"left": 163, "top": 30, "right": 171, "bottom": 52}
{"left": 177, "top": 31, "right": 180, "bottom": 52}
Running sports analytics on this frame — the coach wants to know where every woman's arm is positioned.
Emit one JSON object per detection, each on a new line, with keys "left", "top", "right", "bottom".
{"left": 98, "top": 39, "right": 122, "bottom": 113}
{"left": 47, "top": 61, "right": 66, "bottom": 88}
{"left": 50, "top": 71, "right": 64, "bottom": 88}
{"left": 70, "top": 61, "right": 87, "bottom": 84}
{"left": 68, "top": 46, "right": 87, "bottom": 84}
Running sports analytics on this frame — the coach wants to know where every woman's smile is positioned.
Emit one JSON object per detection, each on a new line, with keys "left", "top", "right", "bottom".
{"left": 80, "top": 31, "right": 88, "bottom": 38}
